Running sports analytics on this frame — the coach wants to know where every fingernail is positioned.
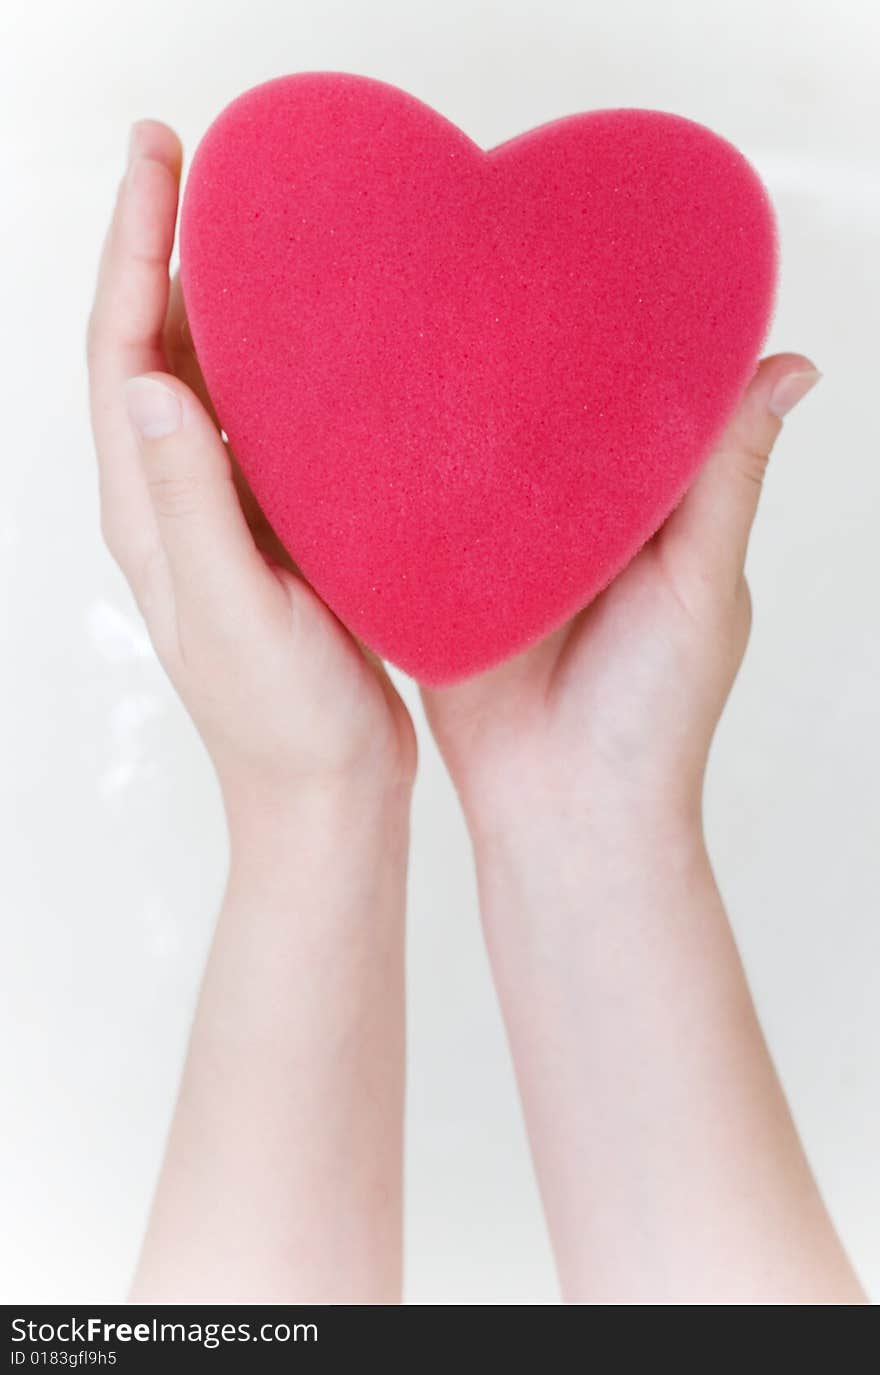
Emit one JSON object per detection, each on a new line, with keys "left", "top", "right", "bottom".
{"left": 124, "top": 377, "right": 182, "bottom": 439}
{"left": 768, "top": 368, "right": 822, "bottom": 419}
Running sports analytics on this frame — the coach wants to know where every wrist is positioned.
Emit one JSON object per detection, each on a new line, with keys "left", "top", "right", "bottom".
{"left": 222, "top": 770, "right": 413, "bottom": 895}
{"left": 475, "top": 798, "right": 706, "bottom": 883}
{"left": 458, "top": 751, "right": 703, "bottom": 863}
{"left": 458, "top": 755, "right": 708, "bottom": 943}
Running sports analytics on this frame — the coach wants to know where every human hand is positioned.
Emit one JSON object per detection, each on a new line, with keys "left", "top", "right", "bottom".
{"left": 418, "top": 356, "right": 863, "bottom": 1307}
{"left": 422, "top": 355, "right": 820, "bottom": 839}
{"left": 91, "top": 124, "right": 412, "bottom": 1303}
{"left": 87, "top": 120, "right": 416, "bottom": 810}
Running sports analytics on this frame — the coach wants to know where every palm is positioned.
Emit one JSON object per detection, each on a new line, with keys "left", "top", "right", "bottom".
{"left": 545, "top": 533, "right": 746, "bottom": 785}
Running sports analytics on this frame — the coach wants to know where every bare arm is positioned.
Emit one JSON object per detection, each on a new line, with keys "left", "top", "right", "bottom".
{"left": 424, "top": 358, "right": 866, "bottom": 1304}
{"left": 88, "top": 121, "right": 415, "bottom": 1303}
{"left": 472, "top": 805, "right": 862, "bottom": 1303}
{"left": 131, "top": 783, "right": 408, "bottom": 1302}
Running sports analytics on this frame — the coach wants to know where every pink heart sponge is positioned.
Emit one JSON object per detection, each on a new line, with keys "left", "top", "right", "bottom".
{"left": 180, "top": 73, "right": 776, "bottom": 684}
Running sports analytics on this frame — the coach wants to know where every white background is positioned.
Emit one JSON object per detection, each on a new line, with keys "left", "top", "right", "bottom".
{"left": 1, "top": 0, "right": 878, "bottom": 1304}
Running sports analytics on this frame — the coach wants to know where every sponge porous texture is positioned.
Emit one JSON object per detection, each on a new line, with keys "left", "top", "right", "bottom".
{"left": 181, "top": 73, "right": 777, "bottom": 683}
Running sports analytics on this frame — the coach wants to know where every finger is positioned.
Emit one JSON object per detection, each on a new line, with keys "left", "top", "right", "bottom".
{"left": 165, "top": 273, "right": 299, "bottom": 572}
{"left": 123, "top": 373, "right": 277, "bottom": 644}
{"left": 164, "top": 273, "right": 220, "bottom": 420}
{"left": 661, "top": 353, "right": 821, "bottom": 589}
{"left": 87, "top": 121, "right": 182, "bottom": 572}
{"left": 91, "top": 122, "right": 182, "bottom": 364}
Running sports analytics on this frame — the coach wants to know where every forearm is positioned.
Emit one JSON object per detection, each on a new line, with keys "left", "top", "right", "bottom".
{"left": 471, "top": 796, "right": 865, "bottom": 1305}
{"left": 131, "top": 778, "right": 410, "bottom": 1304}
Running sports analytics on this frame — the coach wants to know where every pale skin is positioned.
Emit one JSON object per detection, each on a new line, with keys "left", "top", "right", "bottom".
{"left": 87, "top": 120, "right": 866, "bottom": 1304}
{"left": 421, "top": 377, "right": 867, "bottom": 1303}
{"left": 88, "top": 121, "right": 415, "bottom": 1304}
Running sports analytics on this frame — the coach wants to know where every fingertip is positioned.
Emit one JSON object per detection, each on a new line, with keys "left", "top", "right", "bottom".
{"left": 114, "top": 148, "right": 180, "bottom": 267}
{"left": 718, "top": 352, "right": 820, "bottom": 464}
{"left": 757, "top": 351, "right": 819, "bottom": 381}
{"left": 127, "top": 120, "right": 183, "bottom": 178}
{"left": 767, "top": 366, "right": 822, "bottom": 421}
{"left": 747, "top": 352, "right": 821, "bottom": 416}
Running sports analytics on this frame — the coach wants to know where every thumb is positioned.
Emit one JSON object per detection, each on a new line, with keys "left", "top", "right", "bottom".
{"left": 123, "top": 373, "right": 269, "bottom": 633}
{"left": 663, "top": 353, "right": 821, "bottom": 589}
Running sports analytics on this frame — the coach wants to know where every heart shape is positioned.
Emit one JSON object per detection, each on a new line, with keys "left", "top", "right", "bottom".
{"left": 180, "top": 73, "right": 776, "bottom": 684}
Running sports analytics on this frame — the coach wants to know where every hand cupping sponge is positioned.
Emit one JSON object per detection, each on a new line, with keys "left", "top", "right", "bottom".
{"left": 180, "top": 73, "right": 777, "bottom": 684}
